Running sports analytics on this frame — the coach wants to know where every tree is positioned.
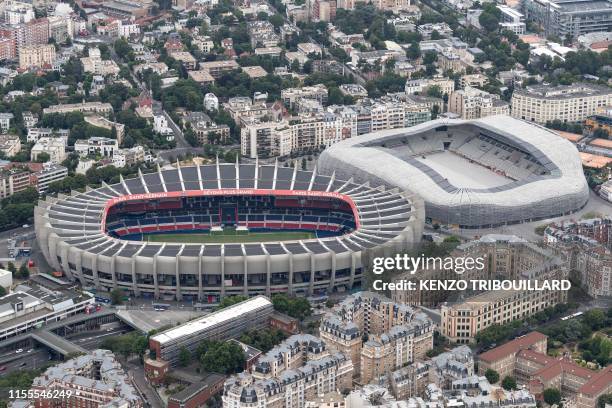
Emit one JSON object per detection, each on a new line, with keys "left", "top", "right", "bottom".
{"left": 598, "top": 394, "right": 612, "bottom": 408}
{"left": 199, "top": 341, "right": 245, "bottom": 374}
{"left": 431, "top": 104, "right": 440, "bottom": 119}
{"left": 7, "top": 262, "right": 16, "bottom": 276}
{"left": 479, "top": 11, "right": 499, "bottom": 32}
{"left": 17, "top": 263, "right": 29, "bottom": 279}
{"left": 485, "top": 369, "right": 499, "bottom": 384}
{"left": 215, "top": 295, "right": 248, "bottom": 310}
{"left": 583, "top": 309, "right": 606, "bottom": 330}
{"left": 34, "top": 152, "right": 50, "bottom": 163}
{"left": 271, "top": 294, "right": 311, "bottom": 319}
{"left": 110, "top": 288, "right": 124, "bottom": 305}
{"left": 178, "top": 346, "right": 191, "bottom": 367}
{"left": 426, "top": 85, "right": 443, "bottom": 98}
{"left": 543, "top": 388, "right": 561, "bottom": 405}
{"left": 291, "top": 58, "right": 301, "bottom": 73}
{"left": 269, "top": 14, "right": 284, "bottom": 28}
{"left": 501, "top": 376, "right": 517, "bottom": 390}
{"left": 0, "top": 286, "right": 6, "bottom": 296}
{"left": 406, "top": 42, "right": 421, "bottom": 60}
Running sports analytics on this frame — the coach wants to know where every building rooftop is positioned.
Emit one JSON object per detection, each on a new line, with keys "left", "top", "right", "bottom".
{"left": 150, "top": 296, "right": 272, "bottom": 345}
{"left": 168, "top": 373, "right": 225, "bottom": 403}
{"left": 479, "top": 332, "right": 547, "bottom": 363}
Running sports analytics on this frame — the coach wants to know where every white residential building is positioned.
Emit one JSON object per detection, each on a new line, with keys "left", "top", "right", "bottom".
{"left": 511, "top": 83, "right": 612, "bottom": 124}
{"left": 26, "top": 128, "right": 69, "bottom": 144}
{"left": 112, "top": 145, "right": 146, "bottom": 168}
{"left": 498, "top": 5, "right": 526, "bottom": 35}
{"left": 0, "top": 113, "right": 13, "bottom": 133}
{"left": 204, "top": 93, "right": 219, "bottom": 111}
{"left": 153, "top": 114, "right": 174, "bottom": 141}
{"left": 405, "top": 77, "right": 455, "bottom": 96}
{"left": 31, "top": 137, "right": 66, "bottom": 163}
{"left": 74, "top": 137, "right": 118, "bottom": 158}
{"left": 22, "top": 111, "right": 38, "bottom": 129}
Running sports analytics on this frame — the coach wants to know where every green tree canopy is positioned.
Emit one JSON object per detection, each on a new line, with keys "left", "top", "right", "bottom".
{"left": 485, "top": 369, "right": 499, "bottom": 384}
{"left": 501, "top": 376, "right": 517, "bottom": 390}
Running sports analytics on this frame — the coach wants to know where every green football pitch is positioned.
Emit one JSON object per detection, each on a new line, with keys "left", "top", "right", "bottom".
{"left": 146, "top": 230, "right": 316, "bottom": 244}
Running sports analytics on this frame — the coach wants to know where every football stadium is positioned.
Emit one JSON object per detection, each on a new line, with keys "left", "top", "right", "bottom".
{"left": 34, "top": 162, "right": 424, "bottom": 301}
{"left": 318, "top": 116, "right": 590, "bottom": 229}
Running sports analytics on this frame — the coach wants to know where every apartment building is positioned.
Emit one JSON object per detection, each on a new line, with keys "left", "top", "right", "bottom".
{"left": 33, "top": 163, "right": 68, "bottom": 193}
{"left": 43, "top": 102, "right": 114, "bottom": 116}
{"left": 545, "top": 219, "right": 612, "bottom": 298}
{"left": 199, "top": 60, "right": 239, "bottom": 79}
{"left": 241, "top": 120, "right": 292, "bottom": 158}
{"left": 0, "top": 17, "right": 49, "bottom": 56}
{"left": 80, "top": 48, "right": 120, "bottom": 76}
{"left": 460, "top": 73, "right": 488, "bottom": 89}
{"left": 497, "top": 5, "right": 526, "bottom": 35}
{"left": 18, "top": 44, "right": 55, "bottom": 69}
{"left": 511, "top": 83, "right": 612, "bottom": 124}
{"left": 449, "top": 86, "right": 510, "bottom": 119}
{"left": 183, "top": 111, "right": 229, "bottom": 145}
{"left": 522, "top": 0, "right": 612, "bottom": 38}
{"left": 0, "top": 167, "right": 31, "bottom": 199}
{"left": 169, "top": 51, "right": 197, "bottom": 70}
{"left": 30, "top": 350, "right": 142, "bottom": 408}
{"left": 224, "top": 97, "right": 269, "bottom": 124}
{"left": 26, "top": 128, "right": 69, "bottom": 144}
{"left": 0, "top": 112, "right": 14, "bottom": 133}
{"left": 405, "top": 77, "right": 455, "bottom": 96}
{"left": 31, "top": 137, "right": 65, "bottom": 164}
{"left": 0, "top": 38, "right": 16, "bottom": 60}
{"left": 223, "top": 335, "right": 353, "bottom": 407}
{"left": 112, "top": 145, "right": 146, "bottom": 168}
{"left": 320, "top": 292, "right": 434, "bottom": 383}
{"left": 360, "top": 323, "right": 434, "bottom": 384}
{"left": 281, "top": 85, "right": 328, "bottom": 108}
{"left": 74, "top": 137, "right": 119, "bottom": 158}
{"left": 441, "top": 287, "right": 567, "bottom": 344}
{"left": 0, "top": 134, "right": 20, "bottom": 157}
{"left": 22, "top": 111, "right": 37, "bottom": 129}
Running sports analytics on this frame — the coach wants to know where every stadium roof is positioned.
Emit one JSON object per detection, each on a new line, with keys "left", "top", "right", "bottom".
{"left": 37, "top": 161, "right": 423, "bottom": 258}
{"left": 318, "top": 116, "right": 589, "bottom": 228}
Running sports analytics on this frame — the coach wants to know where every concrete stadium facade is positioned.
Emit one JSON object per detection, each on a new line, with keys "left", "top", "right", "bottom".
{"left": 34, "top": 162, "right": 424, "bottom": 301}
{"left": 318, "top": 116, "right": 589, "bottom": 229}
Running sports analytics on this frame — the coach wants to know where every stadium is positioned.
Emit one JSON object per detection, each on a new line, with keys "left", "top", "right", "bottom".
{"left": 34, "top": 162, "right": 423, "bottom": 301}
{"left": 318, "top": 116, "right": 589, "bottom": 229}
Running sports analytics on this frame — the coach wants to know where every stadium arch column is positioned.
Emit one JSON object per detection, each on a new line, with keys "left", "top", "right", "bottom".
{"left": 242, "top": 250, "right": 248, "bottom": 296}
{"left": 175, "top": 245, "right": 183, "bottom": 301}
{"left": 264, "top": 246, "right": 271, "bottom": 297}
{"left": 152, "top": 251, "right": 160, "bottom": 300}
{"left": 197, "top": 251, "right": 203, "bottom": 301}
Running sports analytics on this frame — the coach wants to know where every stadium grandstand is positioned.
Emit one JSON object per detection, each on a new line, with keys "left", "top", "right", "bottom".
{"left": 319, "top": 116, "right": 589, "bottom": 229}
{"left": 34, "top": 161, "right": 423, "bottom": 302}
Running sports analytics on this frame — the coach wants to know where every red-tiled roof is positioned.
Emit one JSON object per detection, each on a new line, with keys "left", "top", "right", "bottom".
{"left": 517, "top": 349, "right": 553, "bottom": 367}
{"left": 578, "top": 365, "right": 612, "bottom": 397}
{"left": 534, "top": 358, "right": 596, "bottom": 382}
{"left": 479, "top": 332, "right": 547, "bottom": 363}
